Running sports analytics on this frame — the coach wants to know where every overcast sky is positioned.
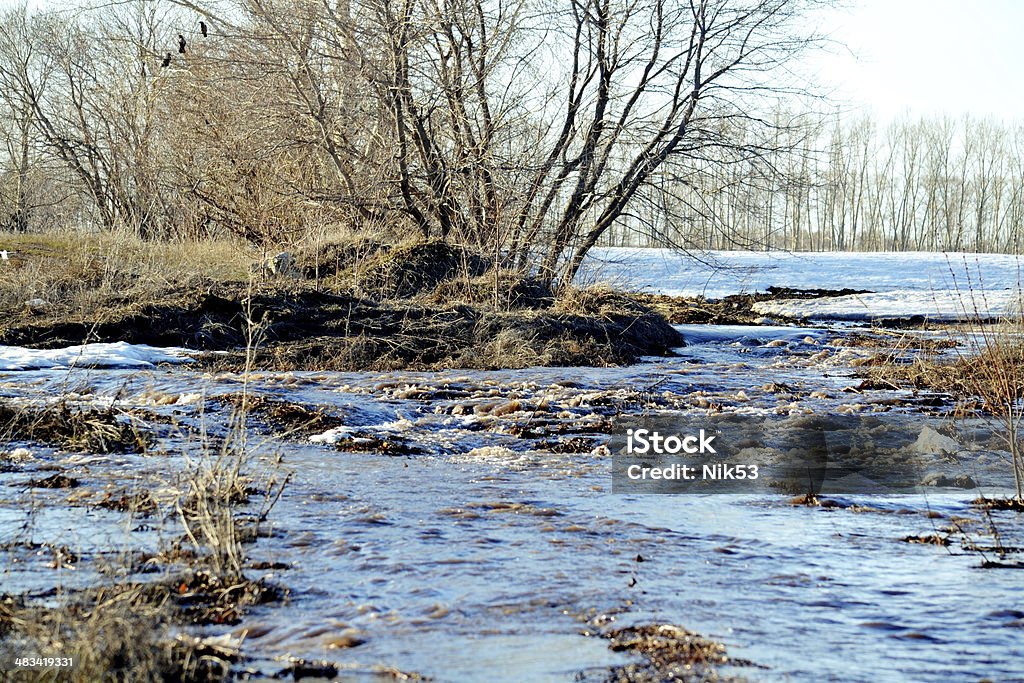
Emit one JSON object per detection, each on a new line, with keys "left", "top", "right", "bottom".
{"left": 809, "top": 0, "right": 1024, "bottom": 121}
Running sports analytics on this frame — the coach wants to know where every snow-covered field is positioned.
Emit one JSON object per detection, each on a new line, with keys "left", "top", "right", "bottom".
{"left": 580, "top": 248, "right": 1024, "bottom": 321}
{"left": 752, "top": 289, "right": 1024, "bottom": 322}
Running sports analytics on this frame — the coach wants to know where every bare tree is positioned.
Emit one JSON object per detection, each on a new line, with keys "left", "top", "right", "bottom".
{"left": 0, "top": 2, "right": 188, "bottom": 237}
{"left": 166, "top": 0, "right": 827, "bottom": 284}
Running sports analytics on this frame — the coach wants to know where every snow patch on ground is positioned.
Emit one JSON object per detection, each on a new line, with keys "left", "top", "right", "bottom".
{"left": 580, "top": 247, "right": 1023, "bottom": 299}
{"left": 752, "top": 289, "right": 1024, "bottom": 322}
{"left": 0, "top": 342, "right": 193, "bottom": 371}
{"left": 578, "top": 247, "right": 1024, "bottom": 321}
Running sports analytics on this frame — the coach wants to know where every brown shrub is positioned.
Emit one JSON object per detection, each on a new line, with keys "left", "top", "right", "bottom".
{"left": 353, "top": 240, "right": 489, "bottom": 300}
{"left": 432, "top": 270, "right": 554, "bottom": 310}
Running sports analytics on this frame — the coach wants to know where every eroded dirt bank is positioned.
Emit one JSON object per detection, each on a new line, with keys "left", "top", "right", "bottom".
{"left": 1, "top": 241, "right": 694, "bottom": 371}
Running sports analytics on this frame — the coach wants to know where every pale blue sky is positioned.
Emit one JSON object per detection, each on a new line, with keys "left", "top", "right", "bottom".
{"left": 808, "top": 0, "right": 1024, "bottom": 121}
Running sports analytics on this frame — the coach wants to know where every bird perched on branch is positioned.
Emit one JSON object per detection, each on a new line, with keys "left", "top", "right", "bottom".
{"left": 178, "top": 34, "right": 186, "bottom": 54}
{"left": 161, "top": 52, "right": 171, "bottom": 68}
{"left": 200, "top": 20, "right": 208, "bottom": 37}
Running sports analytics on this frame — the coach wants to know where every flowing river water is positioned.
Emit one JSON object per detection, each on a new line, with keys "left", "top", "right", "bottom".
{"left": 2, "top": 322, "right": 1023, "bottom": 682}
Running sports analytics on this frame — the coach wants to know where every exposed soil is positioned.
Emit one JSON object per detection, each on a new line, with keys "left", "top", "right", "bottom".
{"left": 329, "top": 434, "right": 422, "bottom": 456}
{"left": 972, "top": 497, "right": 1024, "bottom": 511}
{"left": 91, "top": 488, "right": 160, "bottom": 514}
{"left": 605, "top": 624, "right": 732, "bottom": 682}
{"left": 22, "top": 472, "right": 81, "bottom": 489}
{"left": 636, "top": 286, "right": 872, "bottom": 325}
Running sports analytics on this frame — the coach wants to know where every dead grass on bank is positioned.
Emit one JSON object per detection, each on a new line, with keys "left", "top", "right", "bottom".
{"left": 3, "top": 561, "right": 296, "bottom": 680}
{"left": 867, "top": 340, "right": 1023, "bottom": 399}
{"left": 1, "top": 360, "right": 290, "bottom": 681}
{"left": 0, "top": 548, "right": 271, "bottom": 682}
{"left": 866, "top": 317, "right": 1024, "bottom": 501}
{"left": 863, "top": 320, "right": 1024, "bottom": 400}
{"left": 0, "top": 231, "right": 251, "bottom": 329}
{"left": 0, "top": 231, "right": 684, "bottom": 370}
{"left": 0, "top": 592, "right": 217, "bottom": 683}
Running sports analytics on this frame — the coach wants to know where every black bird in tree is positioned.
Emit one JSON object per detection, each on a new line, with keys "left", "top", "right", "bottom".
{"left": 177, "top": 34, "right": 186, "bottom": 54}
{"left": 161, "top": 52, "right": 171, "bottom": 68}
{"left": 200, "top": 20, "right": 207, "bottom": 37}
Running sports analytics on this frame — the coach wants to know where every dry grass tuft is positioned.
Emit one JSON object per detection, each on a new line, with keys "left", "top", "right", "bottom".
{"left": 0, "top": 584, "right": 235, "bottom": 682}
{"left": 867, "top": 335, "right": 1024, "bottom": 403}
{"left": 351, "top": 239, "right": 489, "bottom": 300}
{"left": 554, "top": 284, "right": 650, "bottom": 317}
{"left": 466, "top": 327, "right": 546, "bottom": 368}
{"left": 217, "top": 394, "right": 344, "bottom": 439}
{"left": 431, "top": 269, "right": 554, "bottom": 311}
{"left": 292, "top": 235, "right": 388, "bottom": 283}
{"left": 0, "top": 401, "right": 148, "bottom": 453}
{"left": 177, "top": 405, "right": 290, "bottom": 579}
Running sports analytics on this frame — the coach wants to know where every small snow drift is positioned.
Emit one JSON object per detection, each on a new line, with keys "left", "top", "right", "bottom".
{"left": 0, "top": 342, "right": 193, "bottom": 371}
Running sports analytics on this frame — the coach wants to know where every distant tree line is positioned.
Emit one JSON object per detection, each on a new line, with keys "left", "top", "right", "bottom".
{"left": 604, "top": 114, "right": 1024, "bottom": 253}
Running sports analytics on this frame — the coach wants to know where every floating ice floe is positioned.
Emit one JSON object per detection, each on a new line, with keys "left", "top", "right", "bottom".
{"left": 0, "top": 341, "right": 193, "bottom": 371}
{"left": 674, "top": 324, "right": 827, "bottom": 345}
{"left": 309, "top": 415, "right": 415, "bottom": 444}
{"left": 1, "top": 447, "right": 34, "bottom": 463}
